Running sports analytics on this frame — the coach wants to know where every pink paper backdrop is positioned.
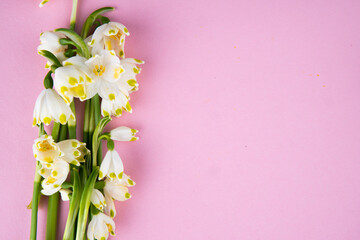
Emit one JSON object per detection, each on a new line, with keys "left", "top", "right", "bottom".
{"left": 1, "top": 0, "right": 360, "bottom": 239}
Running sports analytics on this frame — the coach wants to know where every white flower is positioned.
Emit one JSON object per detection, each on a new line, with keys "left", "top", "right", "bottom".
{"left": 33, "top": 135, "right": 63, "bottom": 166}
{"left": 104, "top": 174, "right": 135, "bottom": 201}
{"left": 59, "top": 189, "right": 72, "bottom": 201}
{"left": 90, "top": 189, "right": 106, "bottom": 211}
{"left": 101, "top": 97, "right": 130, "bottom": 117}
{"left": 87, "top": 212, "right": 115, "bottom": 240}
{"left": 33, "top": 136, "right": 88, "bottom": 196}
{"left": 57, "top": 139, "right": 89, "bottom": 166}
{"left": 39, "top": 159, "right": 69, "bottom": 195}
{"left": 33, "top": 89, "right": 75, "bottom": 126}
{"left": 104, "top": 174, "right": 135, "bottom": 218}
{"left": 89, "top": 22, "right": 130, "bottom": 58}
{"left": 54, "top": 56, "right": 94, "bottom": 104}
{"left": 99, "top": 150, "right": 124, "bottom": 181}
{"left": 117, "top": 58, "right": 144, "bottom": 94}
{"left": 38, "top": 31, "right": 67, "bottom": 63}
{"left": 110, "top": 126, "right": 138, "bottom": 141}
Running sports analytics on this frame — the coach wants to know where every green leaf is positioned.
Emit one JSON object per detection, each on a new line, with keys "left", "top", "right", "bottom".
{"left": 75, "top": 167, "right": 99, "bottom": 240}
{"left": 81, "top": 7, "right": 115, "bottom": 39}
{"left": 38, "top": 50, "right": 62, "bottom": 68}
{"left": 92, "top": 115, "right": 111, "bottom": 167}
{"left": 63, "top": 170, "right": 82, "bottom": 240}
{"left": 54, "top": 28, "right": 90, "bottom": 58}
{"left": 94, "top": 181, "right": 105, "bottom": 190}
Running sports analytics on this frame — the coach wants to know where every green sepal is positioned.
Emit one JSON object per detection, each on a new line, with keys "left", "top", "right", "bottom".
{"left": 81, "top": 7, "right": 115, "bottom": 38}
{"left": 43, "top": 71, "right": 53, "bottom": 89}
{"left": 54, "top": 28, "right": 90, "bottom": 58}
{"left": 107, "top": 139, "right": 114, "bottom": 150}
{"left": 38, "top": 50, "right": 62, "bottom": 68}
{"left": 61, "top": 181, "right": 73, "bottom": 189}
{"left": 90, "top": 204, "right": 101, "bottom": 215}
{"left": 98, "top": 15, "right": 110, "bottom": 24}
{"left": 64, "top": 49, "right": 77, "bottom": 58}
{"left": 94, "top": 181, "right": 105, "bottom": 190}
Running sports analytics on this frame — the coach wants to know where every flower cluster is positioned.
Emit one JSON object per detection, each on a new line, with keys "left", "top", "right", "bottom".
{"left": 33, "top": 135, "right": 88, "bottom": 195}
{"left": 30, "top": 7, "right": 143, "bottom": 239}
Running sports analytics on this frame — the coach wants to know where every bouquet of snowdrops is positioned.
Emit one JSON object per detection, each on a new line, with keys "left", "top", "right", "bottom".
{"left": 30, "top": 1, "right": 143, "bottom": 239}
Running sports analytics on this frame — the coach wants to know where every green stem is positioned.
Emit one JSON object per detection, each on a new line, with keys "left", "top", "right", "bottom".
{"left": 69, "top": 101, "right": 76, "bottom": 139}
{"left": 89, "top": 98, "right": 95, "bottom": 154}
{"left": 93, "top": 94, "right": 102, "bottom": 166}
{"left": 45, "top": 123, "right": 63, "bottom": 240}
{"left": 83, "top": 100, "right": 90, "bottom": 147}
{"left": 30, "top": 125, "right": 46, "bottom": 240}
{"left": 46, "top": 193, "right": 59, "bottom": 240}
{"left": 30, "top": 163, "right": 42, "bottom": 240}
{"left": 70, "top": 0, "right": 78, "bottom": 30}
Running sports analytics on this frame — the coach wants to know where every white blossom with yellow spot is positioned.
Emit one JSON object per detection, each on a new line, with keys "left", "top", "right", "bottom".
{"left": 87, "top": 212, "right": 115, "bottom": 240}
{"left": 54, "top": 56, "right": 94, "bottom": 104}
{"left": 39, "top": 159, "right": 69, "bottom": 196}
{"left": 90, "top": 189, "right": 106, "bottom": 212}
{"left": 104, "top": 174, "right": 135, "bottom": 218}
{"left": 33, "top": 89, "right": 75, "bottom": 126}
{"left": 89, "top": 22, "right": 129, "bottom": 58}
{"left": 98, "top": 150, "right": 124, "bottom": 181}
{"left": 57, "top": 139, "right": 89, "bottom": 166}
{"left": 38, "top": 31, "right": 67, "bottom": 63}
{"left": 33, "top": 135, "right": 63, "bottom": 167}
{"left": 117, "top": 58, "right": 144, "bottom": 94}
{"left": 110, "top": 126, "right": 138, "bottom": 142}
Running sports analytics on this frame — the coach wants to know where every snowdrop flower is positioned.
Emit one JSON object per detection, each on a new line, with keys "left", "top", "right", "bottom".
{"left": 90, "top": 189, "right": 106, "bottom": 211}
{"left": 117, "top": 58, "right": 144, "bottom": 93}
{"left": 89, "top": 22, "right": 129, "bottom": 58}
{"left": 104, "top": 174, "right": 135, "bottom": 218}
{"left": 33, "top": 135, "right": 63, "bottom": 166}
{"left": 39, "top": 159, "right": 69, "bottom": 195}
{"left": 110, "top": 126, "right": 138, "bottom": 141}
{"left": 38, "top": 31, "right": 67, "bottom": 63}
{"left": 87, "top": 212, "right": 115, "bottom": 240}
{"left": 99, "top": 150, "right": 124, "bottom": 181}
{"left": 104, "top": 174, "right": 134, "bottom": 202}
{"left": 39, "top": 0, "right": 51, "bottom": 7}
{"left": 54, "top": 56, "right": 94, "bottom": 104}
{"left": 57, "top": 139, "right": 89, "bottom": 166}
{"left": 101, "top": 96, "right": 130, "bottom": 117}
{"left": 59, "top": 189, "right": 72, "bottom": 201}
{"left": 33, "top": 89, "right": 75, "bottom": 126}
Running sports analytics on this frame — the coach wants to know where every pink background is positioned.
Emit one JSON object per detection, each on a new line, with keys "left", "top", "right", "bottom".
{"left": 1, "top": 0, "right": 360, "bottom": 239}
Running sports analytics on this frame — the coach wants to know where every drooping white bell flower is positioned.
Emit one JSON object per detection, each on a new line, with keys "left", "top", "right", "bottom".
{"left": 110, "top": 126, "right": 138, "bottom": 141}
{"left": 33, "top": 89, "right": 75, "bottom": 126}
{"left": 117, "top": 58, "right": 144, "bottom": 94}
{"left": 90, "top": 189, "right": 106, "bottom": 212}
{"left": 59, "top": 189, "right": 72, "bottom": 201}
{"left": 38, "top": 31, "right": 67, "bottom": 63}
{"left": 57, "top": 139, "right": 89, "bottom": 166}
{"left": 54, "top": 56, "right": 94, "bottom": 104}
{"left": 104, "top": 174, "right": 135, "bottom": 218}
{"left": 99, "top": 150, "right": 124, "bottom": 181}
{"left": 89, "top": 22, "right": 129, "bottom": 58}
{"left": 104, "top": 174, "right": 135, "bottom": 201}
{"left": 39, "top": 159, "right": 69, "bottom": 195}
{"left": 87, "top": 212, "right": 115, "bottom": 240}
{"left": 33, "top": 135, "right": 63, "bottom": 167}
{"left": 101, "top": 96, "right": 130, "bottom": 117}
